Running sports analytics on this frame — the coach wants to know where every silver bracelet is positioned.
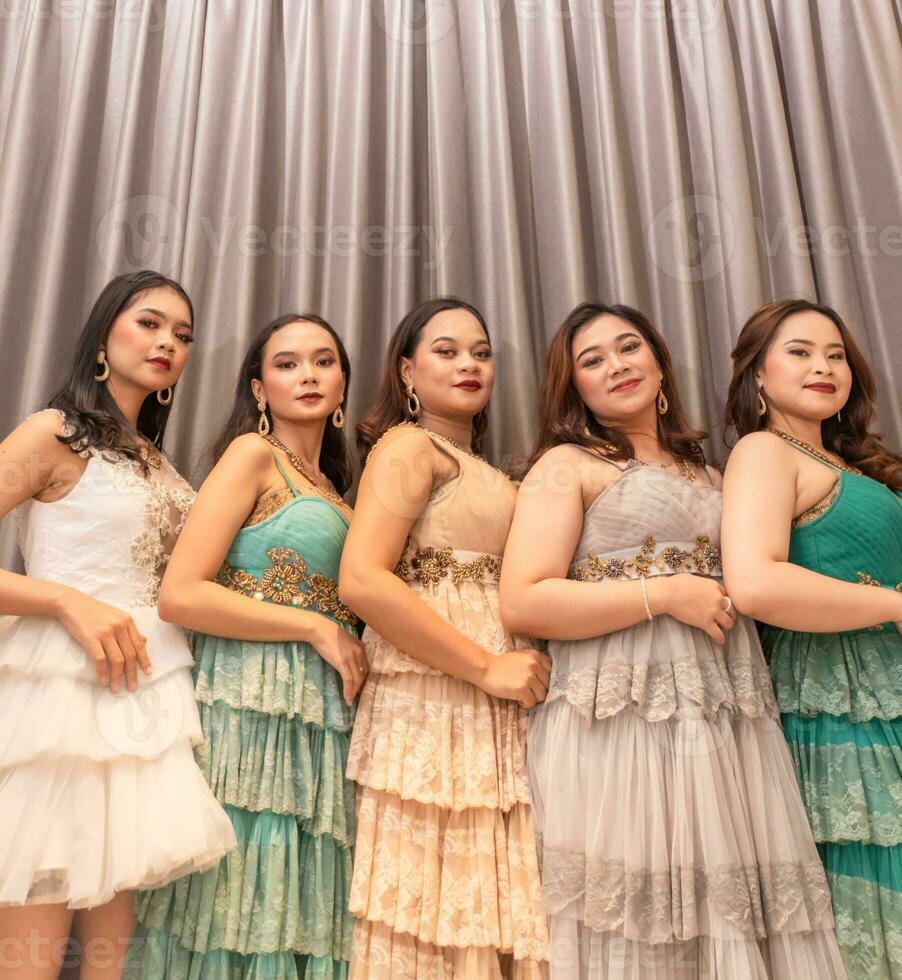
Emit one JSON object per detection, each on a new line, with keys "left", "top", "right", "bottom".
{"left": 639, "top": 577, "right": 653, "bottom": 621}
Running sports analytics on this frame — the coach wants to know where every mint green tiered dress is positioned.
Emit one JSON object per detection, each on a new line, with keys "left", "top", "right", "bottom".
{"left": 127, "top": 452, "right": 358, "bottom": 979}
{"left": 761, "top": 443, "right": 902, "bottom": 979}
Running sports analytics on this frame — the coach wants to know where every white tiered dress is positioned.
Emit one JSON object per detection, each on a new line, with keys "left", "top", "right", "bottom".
{"left": 0, "top": 411, "right": 236, "bottom": 909}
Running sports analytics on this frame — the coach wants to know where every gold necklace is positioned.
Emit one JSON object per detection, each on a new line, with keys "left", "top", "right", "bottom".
{"left": 264, "top": 435, "right": 348, "bottom": 509}
{"left": 413, "top": 423, "right": 513, "bottom": 482}
{"left": 766, "top": 428, "right": 862, "bottom": 475}
{"left": 633, "top": 454, "right": 697, "bottom": 484}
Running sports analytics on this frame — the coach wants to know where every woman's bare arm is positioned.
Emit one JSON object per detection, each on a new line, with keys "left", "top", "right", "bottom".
{"left": 501, "top": 447, "right": 736, "bottom": 645}
{"left": 722, "top": 431, "right": 902, "bottom": 631}
{"left": 339, "top": 426, "right": 550, "bottom": 704}
{"left": 158, "top": 434, "right": 339, "bottom": 643}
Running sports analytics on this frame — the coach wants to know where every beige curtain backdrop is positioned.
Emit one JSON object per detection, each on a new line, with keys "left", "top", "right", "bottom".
{"left": 1, "top": 0, "right": 901, "bottom": 571}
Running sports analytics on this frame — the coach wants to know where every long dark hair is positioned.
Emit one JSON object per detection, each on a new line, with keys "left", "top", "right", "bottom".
{"left": 47, "top": 270, "right": 194, "bottom": 473}
{"left": 521, "top": 302, "right": 706, "bottom": 476}
{"left": 356, "top": 297, "right": 491, "bottom": 461}
{"left": 724, "top": 298, "right": 902, "bottom": 489}
{"left": 210, "top": 313, "right": 353, "bottom": 495}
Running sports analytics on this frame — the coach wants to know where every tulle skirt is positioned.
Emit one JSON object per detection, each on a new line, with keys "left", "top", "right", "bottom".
{"left": 0, "top": 609, "right": 236, "bottom": 909}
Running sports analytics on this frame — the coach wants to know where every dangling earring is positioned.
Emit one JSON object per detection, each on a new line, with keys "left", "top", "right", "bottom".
{"left": 332, "top": 405, "right": 345, "bottom": 429}
{"left": 837, "top": 408, "right": 843, "bottom": 423}
{"left": 257, "top": 401, "right": 271, "bottom": 436}
{"left": 157, "top": 386, "right": 173, "bottom": 405}
{"left": 757, "top": 388, "right": 767, "bottom": 417}
{"left": 405, "top": 383, "right": 421, "bottom": 419}
{"left": 95, "top": 349, "right": 110, "bottom": 382}
{"left": 656, "top": 385, "right": 669, "bottom": 415}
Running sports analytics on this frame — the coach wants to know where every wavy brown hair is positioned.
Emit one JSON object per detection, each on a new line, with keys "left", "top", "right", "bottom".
{"left": 521, "top": 302, "right": 706, "bottom": 477}
{"left": 356, "top": 297, "right": 491, "bottom": 461}
{"left": 724, "top": 299, "right": 901, "bottom": 490}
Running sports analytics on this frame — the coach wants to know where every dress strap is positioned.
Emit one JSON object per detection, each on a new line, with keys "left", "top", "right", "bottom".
{"left": 773, "top": 435, "right": 843, "bottom": 472}
{"left": 269, "top": 450, "right": 301, "bottom": 497}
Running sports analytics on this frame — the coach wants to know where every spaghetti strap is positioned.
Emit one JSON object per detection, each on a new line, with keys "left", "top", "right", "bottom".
{"left": 269, "top": 450, "right": 301, "bottom": 497}
{"left": 570, "top": 442, "right": 631, "bottom": 472}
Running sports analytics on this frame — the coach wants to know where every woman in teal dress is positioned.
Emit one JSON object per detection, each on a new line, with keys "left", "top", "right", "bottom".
{"left": 722, "top": 298, "right": 902, "bottom": 979}
{"left": 127, "top": 313, "right": 368, "bottom": 978}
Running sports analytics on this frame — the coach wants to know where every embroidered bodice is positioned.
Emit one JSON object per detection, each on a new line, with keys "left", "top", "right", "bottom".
{"left": 14, "top": 412, "right": 194, "bottom": 608}
{"left": 569, "top": 461, "right": 723, "bottom": 583}
{"left": 216, "top": 452, "right": 357, "bottom": 628}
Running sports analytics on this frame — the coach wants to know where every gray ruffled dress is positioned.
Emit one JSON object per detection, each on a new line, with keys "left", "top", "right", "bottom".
{"left": 527, "top": 458, "right": 846, "bottom": 978}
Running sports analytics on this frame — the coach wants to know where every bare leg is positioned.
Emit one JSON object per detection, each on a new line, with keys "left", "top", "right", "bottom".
{"left": 73, "top": 892, "right": 134, "bottom": 980}
{"left": 0, "top": 904, "right": 75, "bottom": 980}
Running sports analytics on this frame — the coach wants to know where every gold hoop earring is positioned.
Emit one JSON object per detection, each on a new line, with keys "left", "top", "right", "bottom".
{"left": 157, "top": 386, "right": 173, "bottom": 406}
{"left": 656, "top": 386, "right": 669, "bottom": 415}
{"left": 757, "top": 389, "right": 767, "bottom": 417}
{"left": 257, "top": 402, "right": 271, "bottom": 436}
{"left": 405, "top": 383, "right": 420, "bottom": 419}
{"left": 332, "top": 405, "right": 345, "bottom": 429}
{"left": 95, "top": 349, "right": 110, "bottom": 382}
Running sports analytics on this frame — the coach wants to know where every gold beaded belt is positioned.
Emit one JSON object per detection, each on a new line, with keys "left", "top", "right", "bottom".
{"left": 571, "top": 535, "right": 722, "bottom": 582}
{"left": 218, "top": 546, "right": 358, "bottom": 626}
{"left": 394, "top": 546, "right": 502, "bottom": 587}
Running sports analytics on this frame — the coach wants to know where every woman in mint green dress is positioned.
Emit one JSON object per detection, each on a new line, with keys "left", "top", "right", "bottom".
{"left": 722, "top": 298, "right": 902, "bottom": 979}
{"left": 127, "top": 313, "right": 368, "bottom": 978}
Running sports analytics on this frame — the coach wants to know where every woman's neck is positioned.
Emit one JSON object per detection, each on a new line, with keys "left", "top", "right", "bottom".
{"left": 415, "top": 410, "right": 473, "bottom": 452}
{"left": 766, "top": 411, "right": 825, "bottom": 451}
{"left": 270, "top": 421, "right": 326, "bottom": 475}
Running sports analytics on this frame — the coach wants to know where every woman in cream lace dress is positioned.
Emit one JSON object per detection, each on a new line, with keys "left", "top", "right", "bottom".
{"left": 340, "top": 298, "right": 550, "bottom": 978}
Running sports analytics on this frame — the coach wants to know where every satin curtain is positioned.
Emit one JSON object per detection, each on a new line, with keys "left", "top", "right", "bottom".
{"left": 2, "top": 0, "right": 901, "bottom": 569}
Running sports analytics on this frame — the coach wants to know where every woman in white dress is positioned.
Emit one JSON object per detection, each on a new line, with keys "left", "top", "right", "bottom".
{"left": 0, "top": 271, "right": 236, "bottom": 979}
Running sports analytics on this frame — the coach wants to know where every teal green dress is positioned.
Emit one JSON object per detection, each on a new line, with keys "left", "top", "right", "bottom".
{"left": 127, "top": 452, "right": 358, "bottom": 979}
{"left": 761, "top": 443, "right": 902, "bottom": 979}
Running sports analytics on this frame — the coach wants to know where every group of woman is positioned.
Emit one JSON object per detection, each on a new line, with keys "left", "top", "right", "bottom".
{"left": 0, "top": 269, "right": 898, "bottom": 980}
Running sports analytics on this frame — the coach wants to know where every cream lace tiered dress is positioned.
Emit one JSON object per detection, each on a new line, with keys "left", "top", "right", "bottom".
{"left": 347, "top": 425, "right": 549, "bottom": 978}
{"left": 0, "top": 411, "right": 236, "bottom": 909}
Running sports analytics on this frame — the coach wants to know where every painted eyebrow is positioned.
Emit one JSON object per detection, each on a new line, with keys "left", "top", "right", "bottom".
{"left": 271, "top": 347, "right": 336, "bottom": 358}
{"left": 137, "top": 307, "right": 193, "bottom": 330}
{"left": 783, "top": 338, "right": 845, "bottom": 349}
{"left": 430, "top": 336, "right": 491, "bottom": 346}
{"left": 576, "top": 332, "right": 640, "bottom": 361}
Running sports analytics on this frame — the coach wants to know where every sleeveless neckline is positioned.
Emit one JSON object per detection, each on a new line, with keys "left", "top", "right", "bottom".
{"left": 237, "top": 491, "right": 349, "bottom": 533}
{"left": 583, "top": 458, "right": 720, "bottom": 520}
{"left": 372, "top": 421, "right": 513, "bottom": 483}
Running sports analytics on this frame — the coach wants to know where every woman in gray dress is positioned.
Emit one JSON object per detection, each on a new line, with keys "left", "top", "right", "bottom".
{"left": 499, "top": 302, "right": 845, "bottom": 979}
